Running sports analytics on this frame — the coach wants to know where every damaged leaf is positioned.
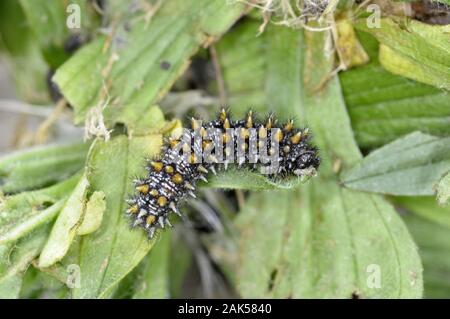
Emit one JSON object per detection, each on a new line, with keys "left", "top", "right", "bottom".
{"left": 355, "top": 18, "right": 450, "bottom": 90}
{"left": 77, "top": 191, "right": 106, "bottom": 236}
{"left": 38, "top": 174, "right": 90, "bottom": 268}
{"left": 54, "top": 0, "right": 247, "bottom": 129}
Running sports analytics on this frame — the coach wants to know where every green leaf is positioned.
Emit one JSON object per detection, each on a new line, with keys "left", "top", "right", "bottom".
{"left": 435, "top": 171, "right": 450, "bottom": 206}
{"left": 0, "top": 224, "right": 53, "bottom": 298}
{"left": 355, "top": 18, "right": 450, "bottom": 90}
{"left": 18, "top": 0, "right": 70, "bottom": 67}
{"left": 69, "top": 134, "right": 163, "bottom": 298}
{"left": 0, "top": 200, "right": 64, "bottom": 247}
{"left": 0, "top": 175, "right": 79, "bottom": 244}
{"left": 217, "top": 21, "right": 423, "bottom": 298}
{"left": 341, "top": 132, "right": 450, "bottom": 196}
{"left": 0, "top": 0, "right": 32, "bottom": 55}
{"left": 393, "top": 195, "right": 450, "bottom": 231}
{"left": 340, "top": 31, "right": 450, "bottom": 149}
{"left": 404, "top": 214, "right": 450, "bottom": 298}
{"left": 38, "top": 174, "right": 90, "bottom": 268}
{"left": 32, "top": 237, "right": 82, "bottom": 287}
{"left": 169, "top": 229, "right": 193, "bottom": 298}
{"left": 0, "top": 142, "right": 89, "bottom": 193}
{"left": 54, "top": 0, "right": 246, "bottom": 128}
{"left": 0, "top": 273, "right": 22, "bottom": 298}
{"left": 215, "top": 19, "right": 285, "bottom": 117}
{"left": 77, "top": 191, "right": 106, "bottom": 235}
{"left": 0, "top": 0, "right": 49, "bottom": 103}
{"left": 132, "top": 232, "right": 171, "bottom": 299}
{"left": 19, "top": 0, "right": 99, "bottom": 68}
{"left": 19, "top": 267, "right": 69, "bottom": 299}
{"left": 204, "top": 166, "right": 314, "bottom": 190}
{"left": 236, "top": 183, "right": 422, "bottom": 298}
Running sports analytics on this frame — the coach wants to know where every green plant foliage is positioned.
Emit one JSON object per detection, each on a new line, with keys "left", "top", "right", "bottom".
{"left": 435, "top": 171, "right": 450, "bottom": 206}
{"left": 341, "top": 132, "right": 450, "bottom": 196}
{"left": 1, "top": 0, "right": 449, "bottom": 299}
{"left": 404, "top": 214, "right": 450, "bottom": 298}
{"left": 111, "top": 229, "right": 191, "bottom": 299}
{"left": 169, "top": 230, "right": 193, "bottom": 298}
{"left": 38, "top": 174, "right": 91, "bottom": 268}
{"left": 340, "top": 31, "right": 450, "bottom": 149}
{"left": 132, "top": 232, "right": 171, "bottom": 299}
{"left": 0, "top": 0, "right": 49, "bottom": 103}
{"left": 19, "top": 0, "right": 98, "bottom": 68}
{"left": 0, "top": 224, "right": 53, "bottom": 298}
{"left": 0, "top": 142, "right": 89, "bottom": 193}
{"left": 235, "top": 185, "right": 423, "bottom": 298}
{"left": 64, "top": 134, "right": 163, "bottom": 298}
{"left": 19, "top": 267, "right": 69, "bottom": 299}
{"left": 77, "top": 191, "right": 106, "bottom": 235}
{"left": 53, "top": 0, "right": 246, "bottom": 128}
{"left": 355, "top": 18, "right": 450, "bottom": 90}
{"left": 205, "top": 166, "right": 313, "bottom": 190}
{"left": 0, "top": 176, "right": 77, "bottom": 245}
{"left": 216, "top": 21, "right": 422, "bottom": 298}
{"left": 393, "top": 196, "right": 450, "bottom": 229}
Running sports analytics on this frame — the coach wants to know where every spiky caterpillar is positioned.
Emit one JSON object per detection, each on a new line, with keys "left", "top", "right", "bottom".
{"left": 126, "top": 109, "right": 320, "bottom": 239}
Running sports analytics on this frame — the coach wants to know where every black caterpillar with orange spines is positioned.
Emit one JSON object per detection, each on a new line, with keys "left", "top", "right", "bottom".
{"left": 126, "top": 109, "right": 320, "bottom": 238}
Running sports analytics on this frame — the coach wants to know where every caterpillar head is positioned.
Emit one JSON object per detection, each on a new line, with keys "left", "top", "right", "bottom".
{"left": 283, "top": 129, "right": 320, "bottom": 177}
{"left": 293, "top": 148, "right": 320, "bottom": 176}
